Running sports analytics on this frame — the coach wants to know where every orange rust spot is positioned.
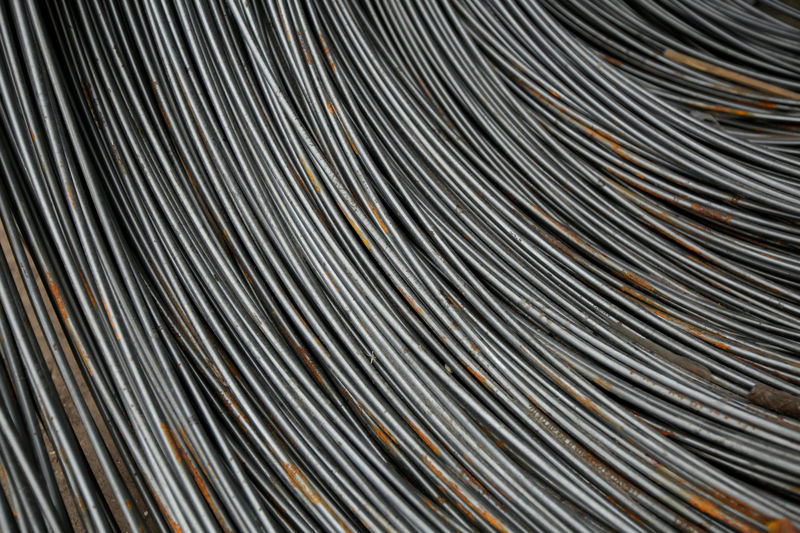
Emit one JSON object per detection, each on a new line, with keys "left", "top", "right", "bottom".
{"left": 444, "top": 293, "right": 460, "bottom": 310}
{"left": 220, "top": 351, "right": 238, "bottom": 379}
{"left": 151, "top": 490, "right": 182, "bottom": 533}
{"left": 465, "top": 364, "right": 487, "bottom": 385}
{"left": 579, "top": 394, "right": 602, "bottom": 417}
{"left": 459, "top": 454, "right": 501, "bottom": 509}
{"left": 368, "top": 203, "right": 389, "bottom": 234}
{"left": 376, "top": 422, "right": 396, "bottom": 444}
{"left": 337, "top": 202, "right": 370, "bottom": 249}
{"left": 110, "top": 144, "right": 126, "bottom": 174}
{"left": 276, "top": 4, "right": 290, "bottom": 40}
{"left": 64, "top": 182, "right": 76, "bottom": 209}
{"left": 422, "top": 455, "right": 507, "bottom": 531}
{"left": 769, "top": 518, "right": 799, "bottom": 533}
{"left": 81, "top": 80, "right": 105, "bottom": 129}
{"left": 343, "top": 127, "right": 359, "bottom": 154}
{"left": 542, "top": 354, "right": 612, "bottom": 424}
{"left": 300, "top": 350, "right": 322, "bottom": 384}
{"left": 621, "top": 270, "right": 654, "bottom": 291}
{"left": 593, "top": 376, "right": 613, "bottom": 390}
{"left": 528, "top": 204, "right": 604, "bottom": 259}
{"left": 585, "top": 126, "right": 638, "bottom": 163}
{"left": 161, "top": 423, "right": 182, "bottom": 462}
{"left": 373, "top": 425, "right": 393, "bottom": 448}
{"left": 398, "top": 286, "right": 422, "bottom": 314}
{"left": 47, "top": 274, "right": 93, "bottom": 374}
{"left": 415, "top": 75, "right": 434, "bottom": 101}
{"left": 607, "top": 166, "right": 661, "bottom": 199}
{"left": 688, "top": 202, "right": 732, "bottom": 223}
{"left": 326, "top": 102, "right": 335, "bottom": 115}
{"left": 406, "top": 418, "right": 440, "bottom": 455}
{"left": 623, "top": 507, "right": 641, "bottom": 523}
{"left": 514, "top": 75, "right": 542, "bottom": 100}
{"left": 319, "top": 33, "right": 335, "bottom": 71}
{"left": 549, "top": 89, "right": 560, "bottom": 99}
{"left": 221, "top": 388, "right": 250, "bottom": 425}
{"left": 321, "top": 267, "right": 338, "bottom": 291}
{"left": 299, "top": 156, "right": 320, "bottom": 193}
{"left": 454, "top": 501, "right": 476, "bottom": 522}
{"left": 177, "top": 152, "right": 201, "bottom": 194}
{"left": 711, "top": 82, "right": 748, "bottom": 94}
{"left": 422, "top": 456, "right": 445, "bottom": 482}
{"left": 175, "top": 428, "right": 226, "bottom": 530}
{"left": 283, "top": 462, "right": 322, "bottom": 503}
{"left": 697, "top": 104, "right": 750, "bottom": 116}
{"left": 151, "top": 81, "right": 172, "bottom": 130}
{"left": 78, "top": 270, "right": 96, "bottom": 308}
{"left": 607, "top": 494, "right": 641, "bottom": 522}
{"left": 648, "top": 306, "right": 732, "bottom": 351}
{"left": 298, "top": 32, "right": 312, "bottom": 64}
{"left": 101, "top": 298, "right": 120, "bottom": 340}
{"left": 605, "top": 56, "right": 622, "bottom": 66}
{"left": 175, "top": 75, "right": 212, "bottom": 160}
{"left": 292, "top": 166, "right": 310, "bottom": 194}
{"left": 279, "top": 323, "right": 323, "bottom": 385}
{"left": 542, "top": 231, "right": 575, "bottom": 259}
{"left": 48, "top": 277, "right": 69, "bottom": 323}
{"left": 710, "top": 489, "right": 770, "bottom": 524}
{"left": 340, "top": 387, "right": 357, "bottom": 412}
{"left": 710, "top": 338, "right": 730, "bottom": 350}
{"left": 689, "top": 494, "right": 757, "bottom": 533}
{"left": 658, "top": 224, "right": 703, "bottom": 256}
{"left": 588, "top": 127, "right": 618, "bottom": 146}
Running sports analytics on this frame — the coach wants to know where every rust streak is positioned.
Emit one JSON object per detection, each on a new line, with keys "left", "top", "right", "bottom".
{"left": 319, "top": 33, "right": 335, "bottom": 71}
{"left": 152, "top": 491, "right": 182, "bottom": 533}
{"left": 101, "top": 298, "right": 120, "bottom": 340}
{"left": 697, "top": 104, "right": 750, "bottom": 116}
{"left": 161, "top": 423, "right": 182, "bottom": 462}
{"left": 283, "top": 462, "right": 322, "bottom": 503}
{"left": 688, "top": 202, "right": 732, "bottom": 223}
{"left": 422, "top": 455, "right": 507, "bottom": 531}
{"left": 621, "top": 270, "right": 654, "bottom": 291}
{"left": 78, "top": 270, "right": 97, "bottom": 308}
{"left": 768, "top": 518, "right": 799, "bottom": 533}
{"left": 406, "top": 418, "right": 440, "bottom": 455}
{"left": 398, "top": 286, "right": 423, "bottom": 314}
{"left": 465, "top": 364, "right": 487, "bottom": 385}
{"left": 689, "top": 494, "right": 758, "bottom": 533}
{"left": 368, "top": 203, "right": 389, "bottom": 234}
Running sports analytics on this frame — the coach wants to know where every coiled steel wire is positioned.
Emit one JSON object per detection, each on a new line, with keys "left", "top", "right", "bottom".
{"left": 1, "top": 0, "right": 799, "bottom": 531}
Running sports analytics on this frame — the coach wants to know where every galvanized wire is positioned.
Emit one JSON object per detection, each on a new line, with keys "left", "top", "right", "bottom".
{"left": 1, "top": 0, "right": 799, "bottom": 532}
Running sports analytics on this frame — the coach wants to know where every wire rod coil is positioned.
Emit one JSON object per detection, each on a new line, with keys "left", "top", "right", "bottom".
{"left": 1, "top": 1, "right": 799, "bottom": 531}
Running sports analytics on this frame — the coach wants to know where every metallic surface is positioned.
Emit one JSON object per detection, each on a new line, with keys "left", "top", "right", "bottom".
{"left": 0, "top": 1, "right": 799, "bottom": 531}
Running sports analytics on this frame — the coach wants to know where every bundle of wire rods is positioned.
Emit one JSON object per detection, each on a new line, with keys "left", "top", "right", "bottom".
{"left": 1, "top": 0, "right": 800, "bottom": 531}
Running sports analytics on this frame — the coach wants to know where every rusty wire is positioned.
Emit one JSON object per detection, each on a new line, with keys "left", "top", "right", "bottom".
{"left": 1, "top": 0, "right": 800, "bottom": 532}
